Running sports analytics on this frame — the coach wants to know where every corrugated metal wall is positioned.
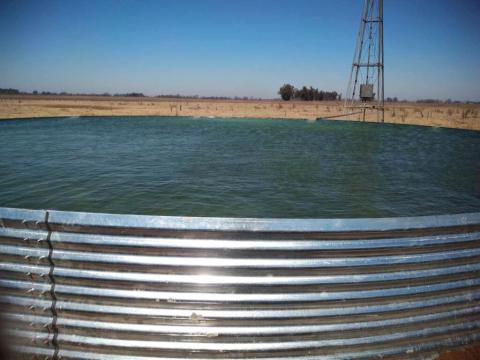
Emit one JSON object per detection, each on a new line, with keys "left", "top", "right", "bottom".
{"left": 1, "top": 207, "right": 480, "bottom": 359}
{"left": 0, "top": 208, "right": 55, "bottom": 358}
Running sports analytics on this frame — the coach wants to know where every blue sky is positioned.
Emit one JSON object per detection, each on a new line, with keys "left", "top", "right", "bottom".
{"left": 0, "top": 0, "right": 479, "bottom": 100}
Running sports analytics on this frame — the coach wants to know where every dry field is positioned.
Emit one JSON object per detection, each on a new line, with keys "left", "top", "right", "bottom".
{"left": 0, "top": 95, "right": 479, "bottom": 130}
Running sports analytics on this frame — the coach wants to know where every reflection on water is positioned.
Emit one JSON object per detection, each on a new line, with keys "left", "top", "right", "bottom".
{"left": 0, "top": 116, "right": 479, "bottom": 218}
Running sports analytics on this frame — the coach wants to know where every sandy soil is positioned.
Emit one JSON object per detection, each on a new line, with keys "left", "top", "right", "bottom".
{"left": 0, "top": 95, "right": 479, "bottom": 131}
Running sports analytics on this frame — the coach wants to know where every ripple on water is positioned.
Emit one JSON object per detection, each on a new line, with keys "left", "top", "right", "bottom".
{"left": 0, "top": 116, "right": 479, "bottom": 217}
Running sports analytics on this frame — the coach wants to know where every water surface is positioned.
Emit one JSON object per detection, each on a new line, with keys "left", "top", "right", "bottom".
{"left": 0, "top": 116, "right": 479, "bottom": 218}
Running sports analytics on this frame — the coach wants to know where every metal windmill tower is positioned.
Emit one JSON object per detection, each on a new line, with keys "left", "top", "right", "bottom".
{"left": 344, "top": 0, "right": 384, "bottom": 122}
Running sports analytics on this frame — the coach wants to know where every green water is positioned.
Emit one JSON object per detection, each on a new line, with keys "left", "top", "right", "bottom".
{"left": 0, "top": 116, "right": 479, "bottom": 218}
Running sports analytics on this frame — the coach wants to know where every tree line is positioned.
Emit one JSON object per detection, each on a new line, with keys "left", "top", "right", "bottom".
{"left": 0, "top": 88, "right": 263, "bottom": 100}
{"left": 278, "top": 84, "right": 340, "bottom": 101}
{"left": 0, "top": 88, "right": 145, "bottom": 97}
{"left": 0, "top": 88, "right": 21, "bottom": 94}
{"left": 155, "top": 94, "right": 263, "bottom": 100}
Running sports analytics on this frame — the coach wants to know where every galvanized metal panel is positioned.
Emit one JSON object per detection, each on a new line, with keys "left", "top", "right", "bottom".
{"left": 47, "top": 209, "right": 480, "bottom": 232}
{"left": 2, "top": 207, "right": 480, "bottom": 359}
{"left": 49, "top": 230, "right": 480, "bottom": 250}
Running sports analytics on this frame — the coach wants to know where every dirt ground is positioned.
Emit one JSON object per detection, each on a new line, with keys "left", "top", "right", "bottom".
{"left": 0, "top": 95, "right": 479, "bottom": 131}
{"left": 435, "top": 342, "right": 480, "bottom": 360}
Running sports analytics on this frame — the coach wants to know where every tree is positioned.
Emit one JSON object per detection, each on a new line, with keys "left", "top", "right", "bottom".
{"left": 298, "top": 86, "right": 311, "bottom": 101}
{"left": 278, "top": 84, "right": 295, "bottom": 101}
{"left": 279, "top": 83, "right": 340, "bottom": 101}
